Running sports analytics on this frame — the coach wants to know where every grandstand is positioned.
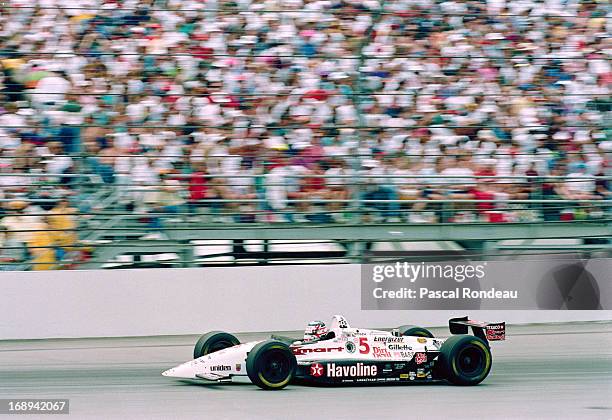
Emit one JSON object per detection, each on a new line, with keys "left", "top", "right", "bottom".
{"left": 0, "top": 0, "right": 610, "bottom": 269}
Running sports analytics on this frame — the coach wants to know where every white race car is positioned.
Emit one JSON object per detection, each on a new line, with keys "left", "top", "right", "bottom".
{"left": 162, "top": 315, "right": 505, "bottom": 390}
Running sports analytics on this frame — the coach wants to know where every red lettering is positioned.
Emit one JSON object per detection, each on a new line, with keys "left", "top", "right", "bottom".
{"left": 359, "top": 337, "right": 370, "bottom": 354}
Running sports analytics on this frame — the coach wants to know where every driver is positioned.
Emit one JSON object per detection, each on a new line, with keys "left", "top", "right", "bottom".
{"left": 303, "top": 320, "right": 329, "bottom": 342}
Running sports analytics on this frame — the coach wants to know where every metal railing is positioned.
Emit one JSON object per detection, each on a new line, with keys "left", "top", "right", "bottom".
{"left": 3, "top": 173, "right": 607, "bottom": 261}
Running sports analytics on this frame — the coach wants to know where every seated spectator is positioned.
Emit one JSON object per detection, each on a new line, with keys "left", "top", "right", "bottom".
{"left": 440, "top": 155, "right": 475, "bottom": 200}
{"left": 47, "top": 199, "right": 78, "bottom": 261}
{"left": 294, "top": 163, "right": 331, "bottom": 223}
{"left": 26, "top": 217, "right": 56, "bottom": 271}
{"left": 324, "top": 159, "right": 353, "bottom": 222}
{"left": 187, "top": 163, "right": 216, "bottom": 212}
{"left": 393, "top": 157, "right": 420, "bottom": 201}
{"left": 1, "top": 200, "right": 35, "bottom": 244}
{"left": 565, "top": 164, "right": 597, "bottom": 200}
{"left": 360, "top": 157, "right": 401, "bottom": 222}
{"left": 146, "top": 178, "right": 187, "bottom": 231}
{"left": 594, "top": 170, "right": 610, "bottom": 199}
{"left": 0, "top": 225, "right": 28, "bottom": 271}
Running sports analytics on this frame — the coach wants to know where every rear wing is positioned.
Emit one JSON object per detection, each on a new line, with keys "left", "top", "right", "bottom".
{"left": 449, "top": 317, "right": 505, "bottom": 342}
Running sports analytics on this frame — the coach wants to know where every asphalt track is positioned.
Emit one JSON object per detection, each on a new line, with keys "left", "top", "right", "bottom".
{"left": 1, "top": 322, "right": 611, "bottom": 420}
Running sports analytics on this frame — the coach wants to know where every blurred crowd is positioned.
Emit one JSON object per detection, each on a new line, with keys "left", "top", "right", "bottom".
{"left": 0, "top": 0, "right": 611, "bottom": 267}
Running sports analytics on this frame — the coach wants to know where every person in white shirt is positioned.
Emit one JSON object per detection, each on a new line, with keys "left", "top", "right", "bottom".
{"left": 324, "top": 158, "right": 353, "bottom": 222}
{"left": 264, "top": 160, "right": 290, "bottom": 221}
{"left": 32, "top": 70, "right": 71, "bottom": 106}
{"left": 439, "top": 155, "right": 475, "bottom": 199}
{"left": 0, "top": 104, "right": 26, "bottom": 132}
{"left": 44, "top": 142, "right": 73, "bottom": 175}
{"left": 565, "top": 164, "right": 596, "bottom": 200}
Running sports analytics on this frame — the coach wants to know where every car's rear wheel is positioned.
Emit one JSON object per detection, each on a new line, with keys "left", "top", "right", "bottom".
{"left": 437, "top": 335, "right": 492, "bottom": 385}
{"left": 193, "top": 331, "right": 240, "bottom": 359}
{"left": 246, "top": 340, "right": 296, "bottom": 390}
{"left": 398, "top": 324, "right": 434, "bottom": 338}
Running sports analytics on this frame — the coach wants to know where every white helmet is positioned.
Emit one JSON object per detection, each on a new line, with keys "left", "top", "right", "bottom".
{"left": 303, "top": 320, "right": 329, "bottom": 342}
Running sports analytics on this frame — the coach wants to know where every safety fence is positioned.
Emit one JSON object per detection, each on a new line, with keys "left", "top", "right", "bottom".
{"left": 1, "top": 171, "right": 610, "bottom": 270}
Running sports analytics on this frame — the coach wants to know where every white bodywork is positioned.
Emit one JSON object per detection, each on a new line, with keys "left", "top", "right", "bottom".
{"left": 162, "top": 315, "right": 441, "bottom": 382}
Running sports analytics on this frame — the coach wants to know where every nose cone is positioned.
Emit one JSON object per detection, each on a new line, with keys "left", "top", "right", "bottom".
{"left": 162, "top": 361, "right": 198, "bottom": 379}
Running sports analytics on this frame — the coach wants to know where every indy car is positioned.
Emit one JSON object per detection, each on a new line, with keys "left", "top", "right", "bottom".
{"left": 162, "top": 315, "right": 505, "bottom": 390}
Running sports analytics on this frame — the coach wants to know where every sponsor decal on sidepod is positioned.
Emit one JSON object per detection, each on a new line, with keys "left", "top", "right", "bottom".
{"left": 310, "top": 363, "right": 379, "bottom": 378}
{"left": 373, "top": 347, "right": 392, "bottom": 358}
{"left": 388, "top": 344, "right": 412, "bottom": 351}
{"left": 373, "top": 337, "right": 403, "bottom": 343}
{"left": 292, "top": 346, "right": 344, "bottom": 356}
{"left": 327, "top": 363, "right": 378, "bottom": 378}
{"left": 310, "top": 363, "right": 324, "bottom": 377}
{"left": 414, "top": 353, "right": 427, "bottom": 365}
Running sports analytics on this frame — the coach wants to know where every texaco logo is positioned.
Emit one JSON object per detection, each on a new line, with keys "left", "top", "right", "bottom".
{"left": 345, "top": 341, "right": 356, "bottom": 353}
{"left": 310, "top": 363, "right": 324, "bottom": 377}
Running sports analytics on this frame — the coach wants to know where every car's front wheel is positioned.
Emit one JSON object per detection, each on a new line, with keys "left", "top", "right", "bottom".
{"left": 246, "top": 340, "right": 297, "bottom": 390}
{"left": 193, "top": 331, "right": 240, "bottom": 359}
{"left": 437, "top": 335, "right": 492, "bottom": 385}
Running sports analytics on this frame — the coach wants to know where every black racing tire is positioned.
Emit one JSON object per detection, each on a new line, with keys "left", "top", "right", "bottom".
{"left": 193, "top": 331, "right": 240, "bottom": 359}
{"left": 246, "top": 340, "right": 297, "bottom": 390}
{"left": 437, "top": 335, "right": 492, "bottom": 386}
{"left": 398, "top": 325, "right": 434, "bottom": 338}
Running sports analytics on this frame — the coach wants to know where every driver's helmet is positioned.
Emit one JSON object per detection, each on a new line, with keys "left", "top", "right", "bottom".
{"left": 303, "top": 320, "right": 329, "bottom": 342}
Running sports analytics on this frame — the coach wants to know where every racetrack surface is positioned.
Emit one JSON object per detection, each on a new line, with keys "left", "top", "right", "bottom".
{"left": 1, "top": 322, "right": 611, "bottom": 419}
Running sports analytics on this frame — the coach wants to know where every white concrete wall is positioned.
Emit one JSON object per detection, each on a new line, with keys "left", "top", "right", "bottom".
{"left": 1, "top": 265, "right": 610, "bottom": 339}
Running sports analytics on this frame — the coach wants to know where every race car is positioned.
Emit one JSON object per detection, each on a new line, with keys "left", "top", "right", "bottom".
{"left": 162, "top": 315, "right": 505, "bottom": 390}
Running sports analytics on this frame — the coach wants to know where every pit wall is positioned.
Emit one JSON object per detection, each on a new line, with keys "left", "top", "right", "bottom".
{"left": 1, "top": 265, "right": 610, "bottom": 339}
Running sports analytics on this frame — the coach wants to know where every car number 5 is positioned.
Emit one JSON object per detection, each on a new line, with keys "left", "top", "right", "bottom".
{"left": 359, "top": 337, "right": 370, "bottom": 354}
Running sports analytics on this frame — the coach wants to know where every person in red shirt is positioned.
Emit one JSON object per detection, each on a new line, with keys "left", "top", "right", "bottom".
{"left": 470, "top": 160, "right": 498, "bottom": 220}
{"left": 291, "top": 162, "right": 331, "bottom": 222}
{"left": 188, "top": 163, "right": 214, "bottom": 212}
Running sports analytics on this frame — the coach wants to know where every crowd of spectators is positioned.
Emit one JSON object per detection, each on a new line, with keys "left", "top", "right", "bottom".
{"left": 0, "top": 0, "right": 610, "bottom": 266}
